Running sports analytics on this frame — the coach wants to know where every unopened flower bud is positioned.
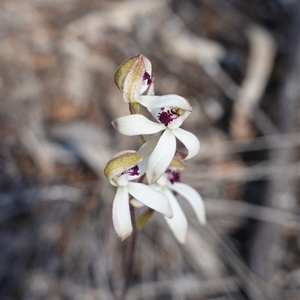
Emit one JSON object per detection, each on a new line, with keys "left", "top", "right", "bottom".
{"left": 114, "top": 54, "right": 152, "bottom": 103}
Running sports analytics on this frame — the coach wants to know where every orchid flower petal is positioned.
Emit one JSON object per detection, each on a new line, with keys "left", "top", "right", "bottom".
{"left": 112, "top": 114, "right": 165, "bottom": 136}
{"left": 127, "top": 182, "right": 173, "bottom": 218}
{"left": 162, "top": 188, "right": 188, "bottom": 244}
{"left": 137, "top": 136, "right": 160, "bottom": 175}
{"left": 172, "top": 128, "right": 200, "bottom": 159}
{"left": 112, "top": 186, "right": 132, "bottom": 240}
{"left": 130, "top": 198, "right": 144, "bottom": 208}
{"left": 138, "top": 95, "right": 192, "bottom": 111}
{"left": 147, "top": 129, "right": 176, "bottom": 184}
{"left": 140, "top": 57, "right": 152, "bottom": 95}
{"left": 145, "top": 79, "right": 155, "bottom": 95}
{"left": 170, "top": 182, "right": 206, "bottom": 224}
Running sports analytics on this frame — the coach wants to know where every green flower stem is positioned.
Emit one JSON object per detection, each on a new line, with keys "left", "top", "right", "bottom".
{"left": 136, "top": 208, "right": 154, "bottom": 230}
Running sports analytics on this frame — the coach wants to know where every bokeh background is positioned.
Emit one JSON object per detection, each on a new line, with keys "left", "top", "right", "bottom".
{"left": 1, "top": 0, "right": 299, "bottom": 299}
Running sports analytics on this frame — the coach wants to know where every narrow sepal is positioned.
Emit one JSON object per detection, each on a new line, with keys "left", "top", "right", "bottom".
{"left": 112, "top": 114, "right": 165, "bottom": 136}
{"left": 147, "top": 129, "right": 176, "bottom": 184}
{"left": 163, "top": 188, "right": 188, "bottom": 243}
{"left": 139, "top": 94, "right": 192, "bottom": 111}
{"left": 170, "top": 182, "right": 206, "bottom": 224}
{"left": 127, "top": 182, "right": 173, "bottom": 218}
{"left": 173, "top": 128, "right": 200, "bottom": 159}
{"left": 112, "top": 186, "right": 132, "bottom": 240}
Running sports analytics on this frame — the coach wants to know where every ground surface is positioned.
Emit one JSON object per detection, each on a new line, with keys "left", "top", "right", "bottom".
{"left": 1, "top": 0, "right": 299, "bottom": 299}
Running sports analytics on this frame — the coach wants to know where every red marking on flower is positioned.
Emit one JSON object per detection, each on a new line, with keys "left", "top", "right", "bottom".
{"left": 143, "top": 71, "right": 152, "bottom": 85}
{"left": 166, "top": 170, "right": 180, "bottom": 184}
{"left": 122, "top": 166, "right": 140, "bottom": 176}
{"left": 158, "top": 108, "right": 179, "bottom": 126}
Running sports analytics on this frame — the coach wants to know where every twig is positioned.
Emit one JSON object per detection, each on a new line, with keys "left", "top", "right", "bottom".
{"left": 229, "top": 25, "right": 276, "bottom": 139}
{"left": 205, "top": 224, "right": 275, "bottom": 300}
{"left": 126, "top": 275, "right": 241, "bottom": 300}
{"left": 185, "top": 161, "right": 300, "bottom": 182}
{"left": 197, "top": 133, "right": 300, "bottom": 159}
{"left": 204, "top": 198, "right": 299, "bottom": 230}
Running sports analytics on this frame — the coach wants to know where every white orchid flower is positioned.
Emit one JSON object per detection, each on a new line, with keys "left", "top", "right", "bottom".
{"left": 112, "top": 95, "right": 200, "bottom": 183}
{"left": 104, "top": 150, "right": 173, "bottom": 241}
{"left": 153, "top": 165, "right": 206, "bottom": 244}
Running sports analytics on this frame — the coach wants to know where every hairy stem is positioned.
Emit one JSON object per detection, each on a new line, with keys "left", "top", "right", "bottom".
{"left": 122, "top": 204, "right": 137, "bottom": 299}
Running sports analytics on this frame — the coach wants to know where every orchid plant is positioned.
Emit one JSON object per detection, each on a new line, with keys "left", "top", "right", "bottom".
{"left": 104, "top": 54, "right": 206, "bottom": 244}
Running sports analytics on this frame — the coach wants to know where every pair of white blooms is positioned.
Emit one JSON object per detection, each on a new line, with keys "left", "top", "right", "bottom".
{"left": 104, "top": 55, "right": 206, "bottom": 243}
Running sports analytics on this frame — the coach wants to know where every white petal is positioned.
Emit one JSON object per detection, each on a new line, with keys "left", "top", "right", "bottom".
{"left": 145, "top": 80, "right": 155, "bottom": 95}
{"left": 163, "top": 189, "right": 188, "bottom": 244}
{"left": 112, "top": 186, "right": 132, "bottom": 240}
{"left": 138, "top": 136, "right": 159, "bottom": 174}
{"left": 147, "top": 129, "right": 176, "bottom": 184}
{"left": 130, "top": 198, "right": 144, "bottom": 208}
{"left": 140, "top": 80, "right": 149, "bottom": 95}
{"left": 139, "top": 136, "right": 159, "bottom": 157}
{"left": 127, "top": 182, "right": 173, "bottom": 218}
{"left": 138, "top": 95, "right": 192, "bottom": 111}
{"left": 140, "top": 56, "right": 152, "bottom": 94}
{"left": 112, "top": 115, "right": 165, "bottom": 136}
{"left": 170, "top": 182, "right": 206, "bottom": 224}
{"left": 172, "top": 128, "right": 200, "bottom": 159}
{"left": 143, "top": 55, "right": 152, "bottom": 76}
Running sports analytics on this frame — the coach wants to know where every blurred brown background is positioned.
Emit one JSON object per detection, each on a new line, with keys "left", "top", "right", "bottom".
{"left": 1, "top": 0, "right": 299, "bottom": 299}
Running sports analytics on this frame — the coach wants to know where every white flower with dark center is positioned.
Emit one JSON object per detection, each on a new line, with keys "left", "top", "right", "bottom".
{"left": 153, "top": 167, "right": 206, "bottom": 243}
{"left": 104, "top": 150, "right": 173, "bottom": 240}
{"left": 112, "top": 95, "right": 200, "bottom": 183}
